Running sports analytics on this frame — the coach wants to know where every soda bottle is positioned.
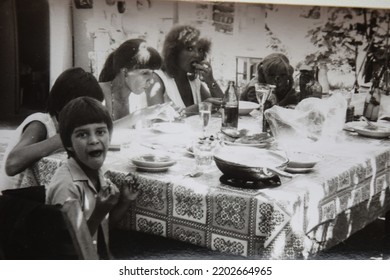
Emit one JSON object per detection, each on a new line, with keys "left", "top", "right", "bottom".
{"left": 363, "top": 84, "right": 381, "bottom": 121}
{"left": 299, "top": 65, "right": 313, "bottom": 100}
{"left": 221, "top": 81, "right": 239, "bottom": 131}
{"left": 304, "top": 66, "right": 322, "bottom": 99}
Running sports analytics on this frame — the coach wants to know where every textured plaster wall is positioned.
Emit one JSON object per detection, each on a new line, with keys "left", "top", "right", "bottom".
{"left": 64, "top": 1, "right": 383, "bottom": 90}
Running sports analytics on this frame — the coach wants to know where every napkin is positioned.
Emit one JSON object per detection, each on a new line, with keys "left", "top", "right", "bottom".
{"left": 265, "top": 93, "right": 347, "bottom": 147}
{"left": 146, "top": 102, "right": 180, "bottom": 122}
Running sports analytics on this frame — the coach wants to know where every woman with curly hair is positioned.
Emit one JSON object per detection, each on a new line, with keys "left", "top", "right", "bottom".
{"left": 241, "top": 53, "right": 300, "bottom": 107}
{"left": 148, "top": 25, "right": 224, "bottom": 115}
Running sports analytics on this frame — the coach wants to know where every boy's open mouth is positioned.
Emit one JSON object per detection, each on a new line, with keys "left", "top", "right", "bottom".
{"left": 89, "top": 150, "right": 103, "bottom": 157}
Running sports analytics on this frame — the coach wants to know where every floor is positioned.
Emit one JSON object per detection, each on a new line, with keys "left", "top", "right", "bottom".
{"left": 0, "top": 118, "right": 388, "bottom": 260}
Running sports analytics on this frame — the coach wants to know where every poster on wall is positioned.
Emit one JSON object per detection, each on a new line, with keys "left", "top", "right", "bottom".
{"left": 212, "top": 2, "right": 235, "bottom": 34}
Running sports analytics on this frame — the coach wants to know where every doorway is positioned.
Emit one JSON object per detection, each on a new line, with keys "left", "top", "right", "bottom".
{"left": 0, "top": 0, "right": 50, "bottom": 120}
{"left": 16, "top": 0, "right": 50, "bottom": 113}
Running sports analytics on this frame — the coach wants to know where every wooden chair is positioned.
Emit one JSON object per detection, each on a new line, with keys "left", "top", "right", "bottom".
{"left": 0, "top": 186, "right": 98, "bottom": 260}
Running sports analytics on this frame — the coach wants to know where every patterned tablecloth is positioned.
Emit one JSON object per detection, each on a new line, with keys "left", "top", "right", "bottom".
{"left": 31, "top": 115, "right": 390, "bottom": 259}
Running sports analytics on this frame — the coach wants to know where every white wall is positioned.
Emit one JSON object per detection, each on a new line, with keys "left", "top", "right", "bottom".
{"left": 49, "top": 0, "right": 73, "bottom": 87}
{"left": 71, "top": 0, "right": 270, "bottom": 87}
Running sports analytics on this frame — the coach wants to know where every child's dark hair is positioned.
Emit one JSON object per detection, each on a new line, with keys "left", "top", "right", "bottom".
{"left": 59, "top": 96, "right": 113, "bottom": 157}
{"left": 47, "top": 67, "right": 104, "bottom": 118}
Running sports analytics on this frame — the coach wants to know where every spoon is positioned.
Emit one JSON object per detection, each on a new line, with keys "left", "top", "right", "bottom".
{"left": 360, "top": 116, "right": 378, "bottom": 130}
{"left": 263, "top": 166, "right": 294, "bottom": 178}
{"left": 184, "top": 171, "right": 203, "bottom": 178}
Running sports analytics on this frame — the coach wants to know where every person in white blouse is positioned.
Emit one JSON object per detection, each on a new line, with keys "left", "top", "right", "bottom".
{"left": 0, "top": 68, "right": 105, "bottom": 192}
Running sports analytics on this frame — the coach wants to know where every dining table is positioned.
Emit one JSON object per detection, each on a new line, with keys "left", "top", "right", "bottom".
{"left": 28, "top": 110, "right": 390, "bottom": 259}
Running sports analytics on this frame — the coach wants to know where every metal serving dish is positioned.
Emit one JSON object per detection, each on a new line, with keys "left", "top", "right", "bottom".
{"left": 214, "top": 146, "right": 291, "bottom": 181}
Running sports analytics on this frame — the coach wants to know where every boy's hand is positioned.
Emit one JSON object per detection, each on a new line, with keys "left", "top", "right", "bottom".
{"left": 96, "top": 185, "right": 120, "bottom": 213}
{"left": 119, "top": 185, "right": 139, "bottom": 204}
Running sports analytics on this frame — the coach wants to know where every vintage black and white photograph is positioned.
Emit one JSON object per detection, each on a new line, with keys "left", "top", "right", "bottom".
{"left": 1, "top": 0, "right": 390, "bottom": 263}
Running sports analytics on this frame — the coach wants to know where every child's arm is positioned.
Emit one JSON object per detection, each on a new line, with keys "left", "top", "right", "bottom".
{"left": 88, "top": 185, "right": 120, "bottom": 235}
{"left": 109, "top": 185, "right": 138, "bottom": 227}
{"left": 6, "top": 121, "right": 63, "bottom": 176}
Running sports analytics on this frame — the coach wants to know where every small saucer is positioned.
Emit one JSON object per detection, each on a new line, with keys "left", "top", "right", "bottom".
{"left": 131, "top": 154, "right": 176, "bottom": 168}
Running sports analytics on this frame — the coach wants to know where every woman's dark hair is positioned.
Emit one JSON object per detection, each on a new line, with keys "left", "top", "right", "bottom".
{"left": 47, "top": 67, "right": 104, "bottom": 118}
{"left": 99, "top": 38, "right": 162, "bottom": 82}
{"left": 162, "top": 25, "right": 211, "bottom": 77}
{"left": 59, "top": 96, "right": 113, "bottom": 157}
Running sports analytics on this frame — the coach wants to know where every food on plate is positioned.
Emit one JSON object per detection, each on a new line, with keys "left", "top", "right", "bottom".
{"left": 139, "top": 154, "right": 171, "bottom": 163}
{"left": 234, "top": 132, "right": 273, "bottom": 144}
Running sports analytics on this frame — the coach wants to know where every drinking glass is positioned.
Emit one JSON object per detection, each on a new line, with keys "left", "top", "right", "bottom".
{"left": 192, "top": 138, "right": 217, "bottom": 172}
{"left": 198, "top": 102, "right": 212, "bottom": 137}
{"left": 254, "top": 83, "right": 271, "bottom": 112}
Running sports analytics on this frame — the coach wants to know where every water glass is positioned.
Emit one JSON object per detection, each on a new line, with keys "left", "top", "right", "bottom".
{"left": 192, "top": 139, "right": 217, "bottom": 172}
{"left": 339, "top": 87, "right": 352, "bottom": 106}
{"left": 198, "top": 102, "right": 212, "bottom": 137}
{"left": 254, "top": 83, "right": 271, "bottom": 111}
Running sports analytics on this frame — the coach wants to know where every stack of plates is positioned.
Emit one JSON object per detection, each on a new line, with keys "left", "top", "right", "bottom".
{"left": 131, "top": 154, "right": 176, "bottom": 172}
{"left": 285, "top": 151, "right": 322, "bottom": 173}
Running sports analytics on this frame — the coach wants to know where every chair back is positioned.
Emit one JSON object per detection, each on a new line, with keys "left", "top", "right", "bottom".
{"left": 0, "top": 186, "right": 98, "bottom": 260}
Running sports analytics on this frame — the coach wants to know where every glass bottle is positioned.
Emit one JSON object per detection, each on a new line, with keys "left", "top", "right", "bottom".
{"left": 307, "top": 66, "right": 323, "bottom": 98}
{"left": 221, "top": 81, "right": 239, "bottom": 131}
{"left": 299, "top": 65, "right": 314, "bottom": 100}
{"left": 363, "top": 83, "right": 381, "bottom": 121}
{"left": 317, "top": 61, "right": 330, "bottom": 97}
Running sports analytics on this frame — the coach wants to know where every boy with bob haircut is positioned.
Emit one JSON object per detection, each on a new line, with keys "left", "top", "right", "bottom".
{"left": 46, "top": 96, "right": 136, "bottom": 258}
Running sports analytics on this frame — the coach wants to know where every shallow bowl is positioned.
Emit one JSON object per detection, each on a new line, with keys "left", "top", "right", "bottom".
{"left": 131, "top": 154, "right": 176, "bottom": 168}
{"left": 286, "top": 151, "right": 322, "bottom": 169}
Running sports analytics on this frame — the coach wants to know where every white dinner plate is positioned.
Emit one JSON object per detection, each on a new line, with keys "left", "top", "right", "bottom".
{"left": 344, "top": 121, "right": 390, "bottom": 138}
{"left": 131, "top": 154, "right": 176, "bottom": 168}
{"left": 353, "top": 126, "right": 390, "bottom": 139}
{"left": 238, "top": 101, "right": 259, "bottom": 115}
{"left": 223, "top": 140, "right": 271, "bottom": 148}
{"left": 152, "top": 122, "right": 188, "bottom": 134}
{"left": 287, "top": 151, "right": 322, "bottom": 169}
{"left": 135, "top": 166, "right": 170, "bottom": 172}
{"left": 285, "top": 166, "right": 314, "bottom": 174}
